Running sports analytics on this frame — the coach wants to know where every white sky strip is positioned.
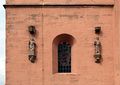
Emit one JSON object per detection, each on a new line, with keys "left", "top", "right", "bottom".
{"left": 0, "top": 0, "right": 5, "bottom": 85}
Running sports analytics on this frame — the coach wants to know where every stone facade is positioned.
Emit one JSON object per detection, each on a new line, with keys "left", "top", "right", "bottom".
{"left": 5, "top": 0, "right": 120, "bottom": 85}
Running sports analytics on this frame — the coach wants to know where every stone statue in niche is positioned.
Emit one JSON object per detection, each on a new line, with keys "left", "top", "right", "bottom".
{"left": 94, "top": 37, "right": 102, "bottom": 63}
{"left": 29, "top": 38, "right": 36, "bottom": 63}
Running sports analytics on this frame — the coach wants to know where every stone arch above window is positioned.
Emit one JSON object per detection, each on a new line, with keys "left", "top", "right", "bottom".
{"left": 52, "top": 34, "right": 75, "bottom": 73}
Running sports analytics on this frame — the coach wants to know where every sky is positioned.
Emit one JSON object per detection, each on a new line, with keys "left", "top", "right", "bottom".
{"left": 0, "top": 0, "right": 5, "bottom": 85}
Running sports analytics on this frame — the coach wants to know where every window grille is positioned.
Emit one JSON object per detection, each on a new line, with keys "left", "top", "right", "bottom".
{"left": 58, "top": 41, "right": 71, "bottom": 73}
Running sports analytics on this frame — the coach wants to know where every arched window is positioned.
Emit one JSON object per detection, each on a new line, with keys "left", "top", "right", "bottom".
{"left": 58, "top": 41, "right": 71, "bottom": 72}
{"left": 53, "top": 34, "right": 75, "bottom": 73}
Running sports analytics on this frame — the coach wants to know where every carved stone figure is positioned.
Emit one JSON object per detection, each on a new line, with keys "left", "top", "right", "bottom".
{"left": 94, "top": 37, "right": 102, "bottom": 63}
{"left": 29, "top": 38, "right": 36, "bottom": 63}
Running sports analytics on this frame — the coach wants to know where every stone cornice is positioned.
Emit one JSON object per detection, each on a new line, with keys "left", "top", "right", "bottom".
{"left": 3, "top": 4, "right": 114, "bottom": 8}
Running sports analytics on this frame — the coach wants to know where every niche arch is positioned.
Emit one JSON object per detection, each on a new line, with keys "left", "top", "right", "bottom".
{"left": 52, "top": 33, "right": 75, "bottom": 73}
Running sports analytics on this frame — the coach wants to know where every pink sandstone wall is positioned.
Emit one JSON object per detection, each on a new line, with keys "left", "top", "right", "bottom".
{"left": 6, "top": 0, "right": 114, "bottom": 5}
{"left": 5, "top": 0, "right": 120, "bottom": 85}
{"left": 114, "top": 0, "right": 120, "bottom": 85}
{"left": 43, "top": 7, "right": 114, "bottom": 85}
{"left": 6, "top": 8, "right": 43, "bottom": 85}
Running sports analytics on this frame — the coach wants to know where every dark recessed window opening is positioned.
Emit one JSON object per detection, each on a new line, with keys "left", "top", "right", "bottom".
{"left": 58, "top": 41, "right": 71, "bottom": 73}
